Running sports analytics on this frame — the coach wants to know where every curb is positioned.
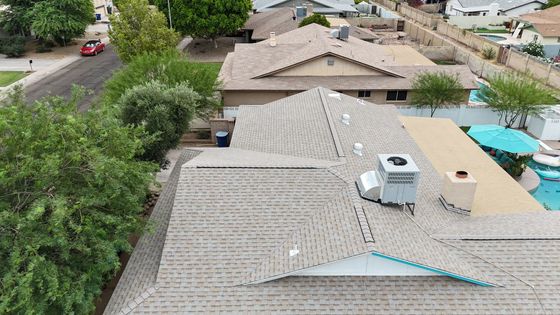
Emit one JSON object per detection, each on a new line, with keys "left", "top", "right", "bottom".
{"left": 0, "top": 56, "right": 80, "bottom": 101}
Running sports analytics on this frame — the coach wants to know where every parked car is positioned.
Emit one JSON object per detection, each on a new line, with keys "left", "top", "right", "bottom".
{"left": 80, "top": 40, "right": 105, "bottom": 56}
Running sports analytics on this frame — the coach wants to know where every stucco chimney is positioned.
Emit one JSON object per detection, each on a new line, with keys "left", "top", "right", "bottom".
{"left": 441, "top": 171, "right": 477, "bottom": 214}
{"left": 306, "top": 3, "right": 313, "bottom": 16}
{"left": 488, "top": 2, "right": 499, "bottom": 16}
{"left": 269, "top": 32, "right": 277, "bottom": 47}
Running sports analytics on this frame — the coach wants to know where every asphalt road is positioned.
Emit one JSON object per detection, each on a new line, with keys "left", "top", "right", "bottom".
{"left": 25, "top": 45, "right": 122, "bottom": 111}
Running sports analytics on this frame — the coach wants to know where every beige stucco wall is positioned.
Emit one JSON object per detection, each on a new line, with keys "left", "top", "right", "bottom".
{"left": 223, "top": 89, "right": 470, "bottom": 106}
{"left": 521, "top": 29, "right": 560, "bottom": 44}
{"left": 274, "top": 56, "right": 384, "bottom": 77}
{"left": 222, "top": 91, "right": 297, "bottom": 106}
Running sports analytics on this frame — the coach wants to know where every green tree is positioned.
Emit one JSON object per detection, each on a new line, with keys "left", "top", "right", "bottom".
{"left": 103, "top": 50, "right": 221, "bottom": 117}
{"left": 0, "top": 0, "right": 37, "bottom": 35}
{"left": 29, "top": 0, "right": 94, "bottom": 44}
{"left": 480, "top": 73, "right": 557, "bottom": 127}
{"left": 299, "top": 14, "right": 331, "bottom": 28}
{"left": 154, "top": 0, "right": 251, "bottom": 48}
{"left": 411, "top": 71, "right": 465, "bottom": 117}
{"left": 109, "top": 0, "right": 180, "bottom": 63}
{"left": 118, "top": 80, "right": 201, "bottom": 166}
{"left": 0, "top": 87, "right": 157, "bottom": 314}
{"left": 543, "top": 0, "right": 559, "bottom": 8}
{"left": 522, "top": 40, "right": 545, "bottom": 58}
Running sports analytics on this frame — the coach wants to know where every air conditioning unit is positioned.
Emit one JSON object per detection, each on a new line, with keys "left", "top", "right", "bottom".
{"left": 339, "top": 25, "right": 350, "bottom": 40}
{"left": 357, "top": 154, "right": 420, "bottom": 205}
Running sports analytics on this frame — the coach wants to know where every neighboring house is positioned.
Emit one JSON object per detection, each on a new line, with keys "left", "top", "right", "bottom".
{"left": 253, "top": 0, "right": 359, "bottom": 17}
{"left": 242, "top": 9, "right": 379, "bottom": 43}
{"left": 517, "top": 6, "right": 560, "bottom": 44}
{"left": 445, "top": 0, "right": 546, "bottom": 16}
{"left": 105, "top": 86, "right": 558, "bottom": 314}
{"left": 219, "top": 24, "right": 476, "bottom": 107}
{"left": 93, "top": 0, "right": 113, "bottom": 21}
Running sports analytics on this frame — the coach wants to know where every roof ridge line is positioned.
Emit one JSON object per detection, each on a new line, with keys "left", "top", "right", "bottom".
{"left": 117, "top": 286, "right": 159, "bottom": 315}
{"left": 318, "top": 88, "right": 346, "bottom": 158}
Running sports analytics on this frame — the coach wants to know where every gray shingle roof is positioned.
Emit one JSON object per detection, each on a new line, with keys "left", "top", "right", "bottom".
{"left": 253, "top": 0, "right": 358, "bottom": 13}
{"left": 243, "top": 8, "right": 298, "bottom": 41}
{"left": 106, "top": 87, "right": 560, "bottom": 314}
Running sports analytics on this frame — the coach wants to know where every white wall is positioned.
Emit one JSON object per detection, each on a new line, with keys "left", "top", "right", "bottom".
{"left": 527, "top": 115, "right": 560, "bottom": 140}
{"left": 397, "top": 105, "right": 505, "bottom": 127}
{"left": 447, "top": 16, "right": 511, "bottom": 29}
{"left": 291, "top": 253, "right": 441, "bottom": 276}
{"left": 520, "top": 28, "right": 560, "bottom": 45}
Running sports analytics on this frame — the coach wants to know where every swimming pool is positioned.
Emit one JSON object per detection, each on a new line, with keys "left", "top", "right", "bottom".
{"left": 469, "top": 81, "right": 488, "bottom": 103}
{"left": 479, "top": 34, "right": 507, "bottom": 42}
{"left": 528, "top": 160, "right": 560, "bottom": 210}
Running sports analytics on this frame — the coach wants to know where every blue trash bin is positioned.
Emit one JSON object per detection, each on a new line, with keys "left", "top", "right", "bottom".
{"left": 95, "top": 13, "right": 102, "bottom": 21}
{"left": 216, "top": 131, "right": 229, "bottom": 147}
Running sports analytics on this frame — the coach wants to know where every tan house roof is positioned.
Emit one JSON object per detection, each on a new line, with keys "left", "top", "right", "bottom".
{"left": 243, "top": 8, "right": 298, "bottom": 41}
{"left": 106, "top": 87, "right": 560, "bottom": 314}
{"left": 519, "top": 6, "right": 560, "bottom": 37}
{"left": 219, "top": 24, "right": 478, "bottom": 92}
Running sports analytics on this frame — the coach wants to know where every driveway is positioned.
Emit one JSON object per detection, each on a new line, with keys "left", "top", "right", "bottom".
{"left": 25, "top": 45, "right": 122, "bottom": 111}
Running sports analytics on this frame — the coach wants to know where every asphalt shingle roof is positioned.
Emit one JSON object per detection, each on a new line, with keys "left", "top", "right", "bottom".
{"left": 106, "top": 87, "right": 560, "bottom": 314}
{"left": 219, "top": 24, "right": 478, "bottom": 92}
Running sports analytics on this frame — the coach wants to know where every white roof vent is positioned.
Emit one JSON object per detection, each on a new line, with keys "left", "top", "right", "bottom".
{"left": 330, "top": 29, "right": 339, "bottom": 38}
{"left": 357, "top": 99, "right": 365, "bottom": 105}
{"left": 357, "top": 171, "right": 382, "bottom": 201}
{"left": 269, "top": 32, "right": 277, "bottom": 47}
{"left": 328, "top": 93, "right": 341, "bottom": 100}
{"left": 289, "top": 244, "right": 299, "bottom": 257}
{"left": 341, "top": 114, "right": 350, "bottom": 125}
{"left": 353, "top": 143, "right": 363, "bottom": 156}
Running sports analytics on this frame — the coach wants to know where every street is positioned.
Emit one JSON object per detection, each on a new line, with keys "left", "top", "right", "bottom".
{"left": 25, "top": 45, "right": 122, "bottom": 111}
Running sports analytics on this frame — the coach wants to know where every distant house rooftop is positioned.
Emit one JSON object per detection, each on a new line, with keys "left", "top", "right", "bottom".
{"left": 452, "top": 0, "right": 546, "bottom": 12}
{"left": 105, "top": 87, "right": 559, "bottom": 314}
{"left": 519, "top": 5, "right": 560, "bottom": 37}
{"left": 253, "top": 0, "right": 358, "bottom": 15}
{"left": 219, "top": 23, "right": 477, "bottom": 106}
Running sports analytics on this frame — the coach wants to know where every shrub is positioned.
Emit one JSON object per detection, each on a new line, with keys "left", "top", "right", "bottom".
{"left": 117, "top": 80, "right": 202, "bottom": 166}
{"left": 103, "top": 50, "right": 221, "bottom": 119}
{"left": 299, "top": 14, "right": 330, "bottom": 28}
{"left": 481, "top": 46, "right": 496, "bottom": 60}
{"left": 0, "top": 36, "right": 26, "bottom": 57}
{"left": 522, "top": 40, "right": 545, "bottom": 58}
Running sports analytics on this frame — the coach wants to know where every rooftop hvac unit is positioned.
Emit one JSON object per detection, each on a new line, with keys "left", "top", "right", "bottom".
{"left": 377, "top": 154, "right": 420, "bottom": 204}
{"left": 339, "top": 25, "right": 349, "bottom": 40}
{"left": 357, "top": 154, "right": 420, "bottom": 205}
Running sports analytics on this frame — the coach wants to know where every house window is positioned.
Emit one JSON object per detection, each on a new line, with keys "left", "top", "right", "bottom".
{"left": 533, "top": 34, "right": 539, "bottom": 41}
{"left": 386, "top": 90, "right": 407, "bottom": 101}
{"left": 482, "top": 12, "right": 486, "bottom": 16}
{"left": 358, "top": 90, "right": 371, "bottom": 98}
{"left": 327, "top": 58, "right": 335, "bottom": 66}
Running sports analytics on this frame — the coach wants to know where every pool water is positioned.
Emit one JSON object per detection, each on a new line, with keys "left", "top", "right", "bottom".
{"left": 469, "top": 82, "right": 488, "bottom": 103}
{"left": 480, "top": 34, "right": 507, "bottom": 42}
{"left": 528, "top": 160, "right": 560, "bottom": 210}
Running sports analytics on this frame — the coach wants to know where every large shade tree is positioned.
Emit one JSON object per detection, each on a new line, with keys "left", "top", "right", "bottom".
{"left": 154, "top": 0, "right": 252, "bottom": 47}
{"left": 109, "top": 0, "right": 180, "bottom": 63}
{"left": 480, "top": 73, "right": 557, "bottom": 128}
{"left": 411, "top": 71, "right": 466, "bottom": 117}
{"left": 0, "top": 87, "right": 157, "bottom": 313}
{"left": 30, "top": 0, "right": 94, "bottom": 44}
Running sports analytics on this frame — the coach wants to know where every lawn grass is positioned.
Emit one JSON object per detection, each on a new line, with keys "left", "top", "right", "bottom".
{"left": 0, "top": 71, "right": 28, "bottom": 87}
{"left": 433, "top": 60, "right": 458, "bottom": 65}
{"left": 473, "top": 28, "right": 510, "bottom": 34}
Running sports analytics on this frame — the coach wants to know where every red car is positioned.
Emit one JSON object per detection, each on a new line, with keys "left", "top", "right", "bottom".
{"left": 80, "top": 40, "right": 105, "bottom": 56}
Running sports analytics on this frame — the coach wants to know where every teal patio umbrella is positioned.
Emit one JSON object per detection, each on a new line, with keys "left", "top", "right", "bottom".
{"left": 467, "top": 124, "right": 539, "bottom": 153}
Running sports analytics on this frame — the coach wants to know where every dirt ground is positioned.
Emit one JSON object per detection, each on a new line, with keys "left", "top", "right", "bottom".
{"left": 184, "top": 37, "right": 239, "bottom": 62}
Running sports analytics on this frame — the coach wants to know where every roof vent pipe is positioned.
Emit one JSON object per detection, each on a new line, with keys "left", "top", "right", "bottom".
{"left": 341, "top": 114, "right": 350, "bottom": 125}
{"left": 353, "top": 143, "right": 363, "bottom": 156}
{"left": 289, "top": 244, "right": 299, "bottom": 257}
{"left": 269, "top": 32, "right": 277, "bottom": 47}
